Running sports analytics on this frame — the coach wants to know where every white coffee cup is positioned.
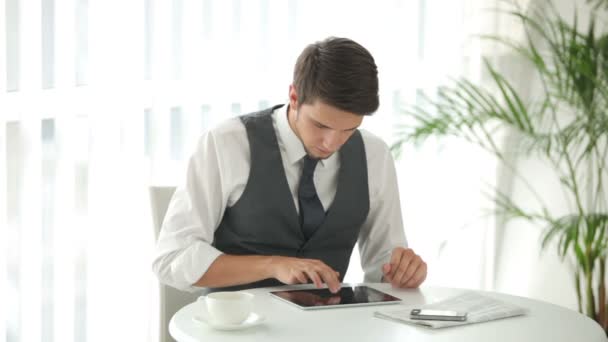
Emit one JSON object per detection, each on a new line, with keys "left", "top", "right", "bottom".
{"left": 197, "top": 291, "right": 254, "bottom": 325}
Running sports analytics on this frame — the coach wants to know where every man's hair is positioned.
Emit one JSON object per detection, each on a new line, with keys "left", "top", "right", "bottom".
{"left": 293, "top": 37, "right": 379, "bottom": 116}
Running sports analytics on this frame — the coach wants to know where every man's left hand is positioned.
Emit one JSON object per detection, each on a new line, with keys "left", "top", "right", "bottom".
{"left": 382, "top": 247, "right": 427, "bottom": 288}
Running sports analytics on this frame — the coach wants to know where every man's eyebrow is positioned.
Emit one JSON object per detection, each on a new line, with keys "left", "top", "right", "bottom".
{"left": 311, "top": 117, "right": 359, "bottom": 131}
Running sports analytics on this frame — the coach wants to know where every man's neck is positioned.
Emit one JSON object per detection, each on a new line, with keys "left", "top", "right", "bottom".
{"left": 286, "top": 104, "right": 301, "bottom": 140}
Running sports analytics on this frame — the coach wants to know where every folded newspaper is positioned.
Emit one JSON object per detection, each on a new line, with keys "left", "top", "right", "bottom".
{"left": 374, "top": 292, "right": 527, "bottom": 329}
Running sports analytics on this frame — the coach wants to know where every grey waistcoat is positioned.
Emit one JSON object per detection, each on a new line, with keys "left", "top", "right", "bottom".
{"left": 212, "top": 104, "right": 370, "bottom": 290}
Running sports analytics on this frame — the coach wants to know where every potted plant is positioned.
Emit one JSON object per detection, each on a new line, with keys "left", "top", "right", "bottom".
{"left": 392, "top": 0, "right": 608, "bottom": 332}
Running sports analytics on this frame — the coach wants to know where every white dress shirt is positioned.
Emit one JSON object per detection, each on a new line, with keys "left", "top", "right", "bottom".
{"left": 153, "top": 105, "right": 407, "bottom": 291}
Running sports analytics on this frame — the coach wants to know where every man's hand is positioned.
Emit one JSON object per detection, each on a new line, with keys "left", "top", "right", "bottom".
{"left": 269, "top": 256, "right": 341, "bottom": 293}
{"left": 382, "top": 247, "right": 427, "bottom": 288}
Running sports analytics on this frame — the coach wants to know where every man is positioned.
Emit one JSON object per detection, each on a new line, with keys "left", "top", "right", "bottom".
{"left": 153, "top": 37, "right": 427, "bottom": 294}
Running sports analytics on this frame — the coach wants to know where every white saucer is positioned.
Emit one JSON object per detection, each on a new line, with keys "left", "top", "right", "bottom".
{"left": 192, "top": 312, "right": 265, "bottom": 331}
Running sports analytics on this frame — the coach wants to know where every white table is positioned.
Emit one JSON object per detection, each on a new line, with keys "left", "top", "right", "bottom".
{"left": 170, "top": 283, "right": 607, "bottom": 341}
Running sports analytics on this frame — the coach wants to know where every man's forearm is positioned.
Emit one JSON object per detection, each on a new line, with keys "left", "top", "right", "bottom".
{"left": 193, "top": 254, "right": 276, "bottom": 288}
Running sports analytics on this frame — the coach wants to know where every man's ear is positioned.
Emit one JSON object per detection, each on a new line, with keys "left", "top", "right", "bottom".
{"left": 288, "top": 84, "right": 298, "bottom": 109}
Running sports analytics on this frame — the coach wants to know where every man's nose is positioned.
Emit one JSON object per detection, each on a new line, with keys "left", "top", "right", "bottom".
{"left": 322, "top": 130, "right": 341, "bottom": 151}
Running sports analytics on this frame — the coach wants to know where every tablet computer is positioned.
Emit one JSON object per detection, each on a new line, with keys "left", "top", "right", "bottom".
{"left": 269, "top": 285, "right": 401, "bottom": 310}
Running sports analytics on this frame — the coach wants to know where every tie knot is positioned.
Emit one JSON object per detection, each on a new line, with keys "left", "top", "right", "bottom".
{"left": 302, "top": 155, "right": 319, "bottom": 176}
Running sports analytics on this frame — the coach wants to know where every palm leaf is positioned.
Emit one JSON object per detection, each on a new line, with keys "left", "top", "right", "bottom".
{"left": 394, "top": 0, "right": 608, "bottom": 328}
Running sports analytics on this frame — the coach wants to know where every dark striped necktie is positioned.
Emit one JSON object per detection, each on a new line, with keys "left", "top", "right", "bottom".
{"left": 298, "top": 155, "right": 326, "bottom": 239}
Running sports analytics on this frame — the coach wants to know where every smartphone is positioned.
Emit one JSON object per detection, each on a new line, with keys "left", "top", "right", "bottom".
{"left": 410, "top": 309, "right": 468, "bottom": 321}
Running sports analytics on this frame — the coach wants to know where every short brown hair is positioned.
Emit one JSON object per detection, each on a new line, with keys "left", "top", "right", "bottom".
{"left": 293, "top": 37, "right": 379, "bottom": 116}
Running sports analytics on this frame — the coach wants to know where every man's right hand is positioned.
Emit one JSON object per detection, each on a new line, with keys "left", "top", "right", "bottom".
{"left": 269, "top": 256, "right": 341, "bottom": 293}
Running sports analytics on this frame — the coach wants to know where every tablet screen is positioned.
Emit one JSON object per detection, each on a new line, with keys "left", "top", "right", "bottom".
{"left": 269, "top": 285, "right": 401, "bottom": 310}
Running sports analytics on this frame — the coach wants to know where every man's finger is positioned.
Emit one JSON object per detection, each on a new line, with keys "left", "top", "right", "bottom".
{"left": 382, "top": 263, "right": 391, "bottom": 275}
{"left": 388, "top": 249, "right": 403, "bottom": 279}
{"left": 399, "top": 256, "right": 421, "bottom": 286}
{"left": 304, "top": 270, "right": 323, "bottom": 288}
{"left": 405, "top": 274, "right": 422, "bottom": 288}
{"left": 382, "top": 264, "right": 392, "bottom": 283}
{"left": 318, "top": 268, "right": 341, "bottom": 293}
{"left": 405, "top": 262, "right": 427, "bottom": 288}
{"left": 391, "top": 252, "right": 412, "bottom": 287}
{"left": 295, "top": 271, "right": 308, "bottom": 284}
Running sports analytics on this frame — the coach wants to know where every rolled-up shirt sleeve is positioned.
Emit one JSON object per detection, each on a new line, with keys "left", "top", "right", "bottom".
{"left": 358, "top": 135, "right": 408, "bottom": 283}
{"left": 152, "top": 129, "right": 228, "bottom": 292}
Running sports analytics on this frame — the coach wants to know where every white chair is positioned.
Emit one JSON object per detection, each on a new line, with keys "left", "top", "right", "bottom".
{"left": 149, "top": 186, "right": 200, "bottom": 342}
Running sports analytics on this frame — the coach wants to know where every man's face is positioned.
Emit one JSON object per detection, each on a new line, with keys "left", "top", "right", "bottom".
{"left": 290, "top": 98, "right": 364, "bottom": 160}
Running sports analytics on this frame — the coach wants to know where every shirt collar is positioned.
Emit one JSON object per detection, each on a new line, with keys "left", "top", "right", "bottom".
{"left": 274, "top": 104, "right": 338, "bottom": 168}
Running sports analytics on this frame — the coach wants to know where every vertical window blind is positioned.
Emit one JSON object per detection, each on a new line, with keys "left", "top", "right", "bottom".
{"left": 0, "top": 1, "right": 495, "bottom": 341}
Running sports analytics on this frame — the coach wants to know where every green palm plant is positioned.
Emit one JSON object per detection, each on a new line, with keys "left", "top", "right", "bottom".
{"left": 392, "top": 0, "right": 608, "bottom": 331}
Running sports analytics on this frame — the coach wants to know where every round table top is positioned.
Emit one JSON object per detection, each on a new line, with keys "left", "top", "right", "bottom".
{"left": 169, "top": 283, "right": 607, "bottom": 342}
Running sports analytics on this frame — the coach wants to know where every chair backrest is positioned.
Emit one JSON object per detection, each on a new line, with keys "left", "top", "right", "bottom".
{"left": 150, "top": 186, "right": 177, "bottom": 241}
{"left": 149, "top": 186, "right": 200, "bottom": 342}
